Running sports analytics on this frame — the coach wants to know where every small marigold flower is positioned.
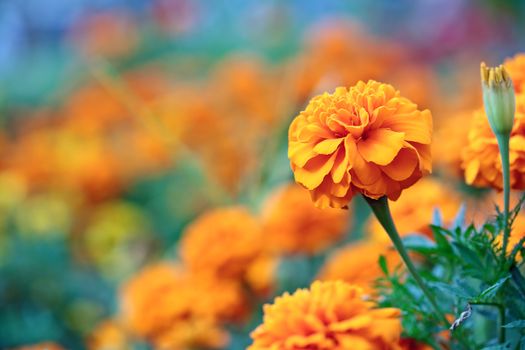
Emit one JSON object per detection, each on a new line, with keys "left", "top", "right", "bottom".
{"left": 180, "top": 207, "right": 265, "bottom": 282}
{"left": 504, "top": 53, "right": 525, "bottom": 93}
{"left": 480, "top": 62, "right": 515, "bottom": 135}
{"left": 461, "top": 92, "right": 525, "bottom": 190}
{"left": 87, "top": 319, "right": 129, "bottom": 350}
{"left": 318, "top": 241, "right": 400, "bottom": 295}
{"left": 261, "top": 184, "right": 349, "bottom": 254}
{"left": 288, "top": 81, "right": 432, "bottom": 208}
{"left": 12, "top": 343, "right": 64, "bottom": 350}
{"left": 248, "top": 280, "right": 403, "bottom": 350}
{"left": 120, "top": 263, "right": 244, "bottom": 349}
{"left": 367, "top": 178, "right": 461, "bottom": 242}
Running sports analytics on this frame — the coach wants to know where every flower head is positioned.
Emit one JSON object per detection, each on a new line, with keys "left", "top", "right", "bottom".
{"left": 288, "top": 81, "right": 432, "bottom": 208}
{"left": 504, "top": 53, "right": 525, "bottom": 93}
{"left": 318, "top": 241, "right": 400, "bottom": 295}
{"left": 261, "top": 184, "right": 348, "bottom": 254}
{"left": 480, "top": 62, "right": 516, "bottom": 135}
{"left": 248, "top": 280, "right": 403, "bottom": 350}
{"left": 120, "top": 263, "right": 245, "bottom": 349}
{"left": 180, "top": 207, "right": 264, "bottom": 281}
{"left": 462, "top": 92, "right": 525, "bottom": 190}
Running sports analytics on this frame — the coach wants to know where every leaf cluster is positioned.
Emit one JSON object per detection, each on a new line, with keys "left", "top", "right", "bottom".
{"left": 377, "top": 195, "right": 525, "bottom": 349}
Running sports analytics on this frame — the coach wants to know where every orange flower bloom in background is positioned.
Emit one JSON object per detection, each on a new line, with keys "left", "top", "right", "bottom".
{"left": 367, "top": 178, "right": 461, "bottom": 242}
{"left": 120, "top": 263, "right": 245, "bottom": 349}
{"left": 249, "top": 280, "right": 403, "bottom": 350}
{"left": 12, "top": 343, "right": 65, "bottom": 350}
{"left": 504, "top": 53, "right": 525, "bottom": 93}
{"left": 461, "top": 93, "right": 525, "bottom": 190}
{"left": 432, "top": 112, "right": 472, "bottom": 178}
{"left": 289, "top": 80, "right": 432, "bottom": 209}
{"left": 399, "top": 339, "right": 434, "bottom": 350}
{"left": 261, "top": 183, "right": 349, "bottom": 254}
{"left": 318, "top": 241, "right": 400, "bottom": 295}
{"left": 87, "top": 319, "right": 129, "bottom": 350}
{"left": 180, "top": 207, "right": 264, "bottom": 281}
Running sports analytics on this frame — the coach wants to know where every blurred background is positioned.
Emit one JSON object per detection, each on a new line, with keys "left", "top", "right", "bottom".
{"left": 0, "top": 0, "right": 524, "bottom": 349}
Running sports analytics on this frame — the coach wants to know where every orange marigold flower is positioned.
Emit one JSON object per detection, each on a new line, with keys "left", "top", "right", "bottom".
{"left": 318, "top": 241, "right": 400, "bottom": 295}
{"left": 505, "top": 53, "right": 525, "bottom": 93}
{"left": 120, "top": 263, "right": 244, "bottom": 349}
{"left": 12, "top": 343, "right": 64, "bottom": 350}
{"left": 261, "top": 184, "right": 349, "bottom": 254}
{"left": 288, "top": 81, "right": 432, "bottom": 208}
{"left": 248, "top": 280, "right": 403, "bottom": 350}
{"left": 87, "top": 319, "right": 129, "bottom": 350}
{"left": 461, "top": 92, "right": 525, "bottom": 190}
{"left": 399, "top": 339, "right": 434, "bottom": 350}
{"left": 367, "top": 178, "right": 461, "bottom": 242}
{"left": 432, "top": 112, "right": 471, "bottom": 179}
{"left": 180, "top": 207, "right": 264, "bottom": 281}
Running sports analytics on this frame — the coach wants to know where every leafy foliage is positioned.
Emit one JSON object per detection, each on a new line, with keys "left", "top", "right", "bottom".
{"left": 377, "top": 194, "right": 525, "bottom": 349}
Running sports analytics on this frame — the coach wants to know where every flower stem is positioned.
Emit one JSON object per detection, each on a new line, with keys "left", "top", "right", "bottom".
{"left": 510, "top": 265, "right": 525, "bottom": 299}
{"left": 364, "top": 196, "right": 449, "bottom": 326}
{"left": 495, "top": 132, "right": 511, "bottom": 256}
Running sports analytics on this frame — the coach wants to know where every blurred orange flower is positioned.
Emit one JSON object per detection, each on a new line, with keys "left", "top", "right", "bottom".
{"left": 289, "top": 81, "right": 432, "bottom": 209}
{"left": 180, "top": 207, "right": 264, "bottom": 281}
{"left": 399, "top": 339, "right": 434, "bottom": 350}
{"left": 462, "top": 92, "right": 525, "bottom": 190}
{"left": 12, "top": 343, "right": 64, "bottom": 350}
{"left": 249, "top": 280, "right": 403, "bottom": 350}
{"left": 87, "top": 319, "right": 129, "bottom": 350}
{"left": 433, "top": 112, "right": 472, "bottom": 178}
{"left": 504, "top": 53, "right": 525, "bottom": 93}
{"left": 318, "top": 241, "right": 400, "bottom": 295}
{"left": 120, "top": 263, "right": 245, "bottom": 349}
{"left": 261, "top": 184, "right": 348, "bottom": 254}
{"left": 367, "top": 178, "right": 461, "bottom": 242}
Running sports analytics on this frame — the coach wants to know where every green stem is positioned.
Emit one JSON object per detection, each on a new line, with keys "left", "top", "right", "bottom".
{"left": 495, "top": 133, "right": 511, "bottom": 256}
{"left": 364, "top": 196, "right": 449, "bottom": 326}
{"left": 510, "top": 265, "right": 525, "bottom": 299}
{"left": 469, "top": 301, "right": 505, "bottom": 343}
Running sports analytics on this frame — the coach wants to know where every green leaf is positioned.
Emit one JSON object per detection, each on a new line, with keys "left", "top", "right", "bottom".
{"left": 427, "top": 281, "right": 471, "bottom": 299}
{"left": 402, "top": 234, "right": 437, "bottom": 255}
{"left": 378, "top": 255, "right": 389, "bottom": 276}
{"left": 481, "top": 343, "right": 512, "bottom": 350}
{"left": 452, "top": 203, "right": 467, "bottom": 229}
{"left": 430, "top": 225, "right": 453, "bottom": 255}
{"left": 502, "top": 320, "right": 525, "bottom": 328}
{"left": 478, "top": 276, "right": 510, "bottom": 301}
{"left": 451, "top": 241, "right": 483, "bottom": 268}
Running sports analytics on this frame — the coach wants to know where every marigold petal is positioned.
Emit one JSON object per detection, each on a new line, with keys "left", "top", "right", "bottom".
{"left": 357, "top": 129, "right": 405, "bottom": 166}
{"left": 382, "top": 109, "right": 432, "bottom": 144}
{"left": 294, "top": 153, "right": 337, "bottom": 189}
{"left": 352, "top": 151, "right": 381, "bottom": 185}
{"left": 465, "top": 159, "right": 480, "bottom": 184}
{"left": 289, "top": 142, "right": 317, "bottom": 167}
{"left": 382, "top": 147, "right": 418, "bottom": 181}
{"left": 313, "top": 138, "right": 344, "bottom": 155}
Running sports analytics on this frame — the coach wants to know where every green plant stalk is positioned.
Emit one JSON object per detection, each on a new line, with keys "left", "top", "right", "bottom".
{"left": 364, "top": 196, "right": 449, "bottom": 326}
{"left": 510, "top": 265, "right": 525, "bottom": 299}
{"left": 495, "top": 132, "right": 511, "bottom": 256}
{"left": 469, "top": 301, "right": 505, "bottom": 343}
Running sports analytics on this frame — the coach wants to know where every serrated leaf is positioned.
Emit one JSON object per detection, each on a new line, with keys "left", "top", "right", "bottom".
{"left": 427, "top": 281, "right": 471, "bottom": 299}
{"left": 430, "top": 225, "right": 453, "bottom": 255}
{"left": 432, "top": 207, "right": 443, "bottom": 226}
{"left": 477, "top": 276, "right": 510, "bottom": 300}
{"left": 508, "top": 237, "right": 525, "bottom": 264}
{"left": 378, "top": 255, "right": 389, "bottom": 276}
{"left": 502, "top": 320, "right": 525, "bottom": 328}
{"left": 452, "top": 203, "right": 467, "bottom": 230}
{"left": 402, "top": 234, "right": 437, "bottom": 255}
{"left": 451, "top": 241, "right": 483, "bottom": 268}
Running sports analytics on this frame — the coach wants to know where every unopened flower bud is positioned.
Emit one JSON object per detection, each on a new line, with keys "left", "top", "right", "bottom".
{"left": 480, "top": 62, "right": 516, "bottom": 135}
